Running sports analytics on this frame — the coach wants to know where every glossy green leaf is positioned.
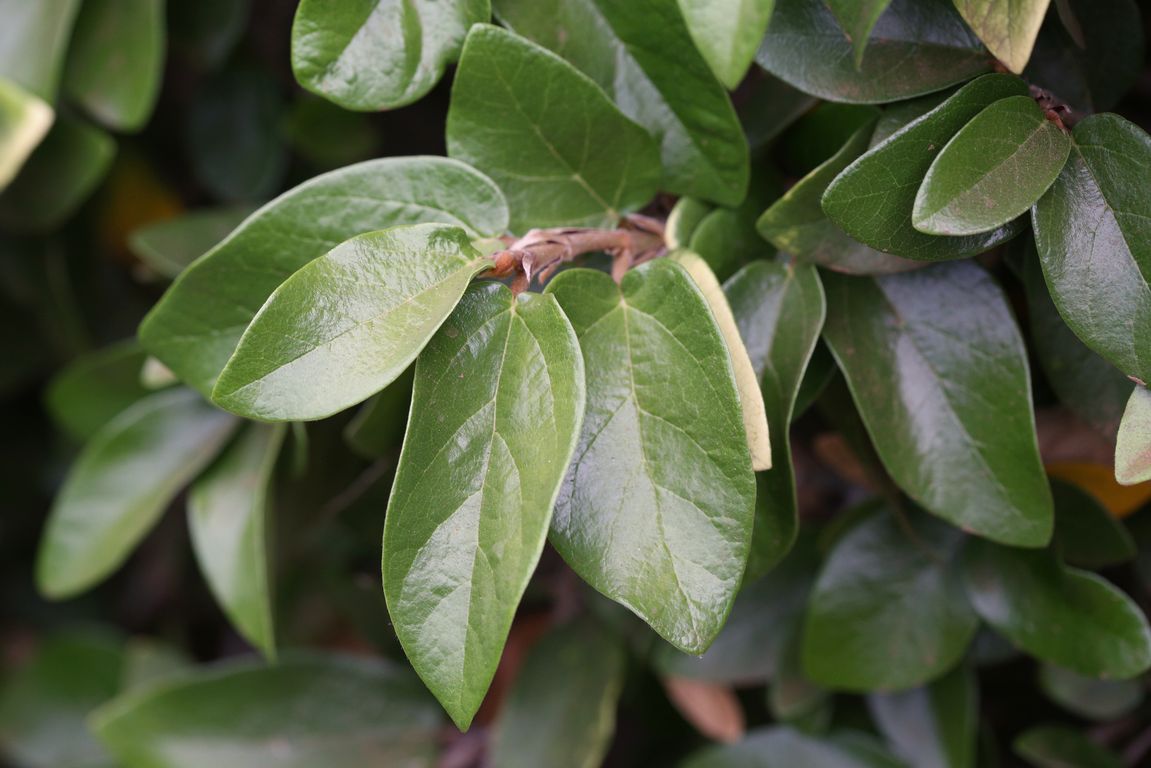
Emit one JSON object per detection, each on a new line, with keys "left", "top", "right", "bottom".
{"left": 1013, "top": 726, "right": 1123, "bottom": 768}
{"left": 686, "top": 168, "right": 782, "bottom": 281}
{"left": 823, "top": 74, "right": 1029, "bottom": 260}
{"left": 291, "top": 0, "right": 488, "bottom": 111}
{"left": 914, "top": 96, "right": 1070, "bottom": 236}
{"left": 189, "top": 423, "right": 287, "bottom": 658}
{"left": 667, "top": 197, "right": 714, "bottom": 250}
{"left": 1116, "top": 386, "right": 1151, "bottom": 485}
{"left": 382, "top": 282, "right": 584, "bottom": 729}
{"left": 755, "top": 0, "right": 990, "bottom": 105}
{"left": 803, "top": 510, "right": 978, "bottom": 691}
{"left": 954, "top": 0, "right": 1051, "bottom": 73}
{"left": 1051, "top": 478, "right": 1136, "bottom": 569}
{"left": 36, "top": 389, "right": 239, "bottom": 599}
{"left": 0, "top": 77, "right": 52, "bottom": 190}
{"left": 1038, "top": 664, "right": 1143, "bottom": 721}
{"left": 682, "top": 727, "right": 888, "bottom": 768}
{"left": 0, "top": 115, "right": 115, "bottom": 231}
{"left": 868, "top": 664, "right": 978, "bottom": 768}
{"left": 0, "top": 0, "right": 82, "bottom": 100}
{"left": 489, "top": 621, "right": 625, "bottom": 768}
{"left": 139, "top": 156, "right": 508, "bottom": 397}
{"left": 677, "top": 0, "right": 775, "bottom": 89}
{"left": 447, "top": 25, "right": 659, "bottom": 231}
{"left": 963, "top": 540, "right": 1151, "bottom": 678}
{"left": 1033, "top": 114, "right": 1151, "bottom": 384}
{"left": 93, "top": 656, "right": 442, "bottom": 768}
{"left": 214, "top": 225, "right": 491, "bottom": 422}
{"left": 546, "top": 261, "right": 755, "bottom": 654}
{"left": 64, "top": 0, "right": 165, "bottom": 131}
{"left": 822, "top": 263, "right": 1052, "bottom": 547}
{"left": 46, "top": 340, "right": 151, "bottom": 442}
{"left": 128, "top": 207, "right": 254, "bottom": 280}
{"left": 493, "top": 0, "right": 749, "bottom": 207}
{"left": 724, "top": 260, "right": 824, "bottom": 577}
{"left": 823, "top": 0, "right": 894, "bottom": 67}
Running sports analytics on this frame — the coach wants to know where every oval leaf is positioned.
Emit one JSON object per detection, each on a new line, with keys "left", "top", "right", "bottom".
{"left": 138, "top": 156, "right": 509, "bottom": 397}
{"left": 213, "top": 224, "right": 491, "bottom": 422}
{"left": 824, "top": 0, "right": 895, "bottom": 67}
{"left": 546, "top": 261, "right": 756, "bottom": 654}
{"left": 678, "top": 0, "right": 775, "bottom": 89}
{"left": 128, "top": 207, "right": 254, "bottom": 280}
{"left": 821, "top": 262, "right": 1053, "bottom": 547}
{"left": 36, "top": 389, "right": 239, "bottom": 599}
{"left": 1116, "top": 385, "right": 1151, "bottom": 485}
{"left": 0, "top": 77, "right": 53, "bottom": 190}
{"left": 46, "top": 340, "right": 151, "bottom": 442}
{"left": 955, "top": 0, "right": 1052, "bottom": 74}
{"left": 0, "top": 0, "right": 82, "bottom": 100}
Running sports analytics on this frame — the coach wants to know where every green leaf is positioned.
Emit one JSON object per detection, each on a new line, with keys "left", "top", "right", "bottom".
{"left": 954, "top": 0, "right": 1051, "bottom": 73}
{"left": 686, "top": 168, "right": 782, "bottom": 281}
{"left": 667, "top": 197, "right": 714, "bottom": 250}
{"left": 546, "top": 261, "right": 756, "bottom": 653}
{"left": 46, "top": 340, "right": 151, "bottom": 442}
{"left": 0, "top": 0, "right": 82, "bottom": 100}
{"left": 758, "top": 120, "right": 921, "bottom": 276}
{"left": 169, "top": 0, "right": 250, "bottom": 69}
{"left": 283, "top": 94, "right": 382, "bottom": 172}
{"left": 1038, "top": 664, "right": 1143, "bottom": 722}
{"left": 0, "top": 114, "right": 115, "bottom": 232}
{"left": 139, "top": 156, "right": 508, "bottom": 397}
{"left": 36, "top": 389, "right": 239, "bottom": 599}
{"left": 128, "top": 207, "right": 254, "bottom": 280}
{"left": 213, "top": 224, "right": 491, "bottom": 422}
{"left": 489, "top": 620, "right": 625, "bottom": 768}
{"left": 724, "top": 260, "right": 825, "bottom": 578}
{"left": 963, "top": 540, "right": 1151, "bottom": 678}
{"left": 1051, "top": 478, "right": 1136, "bottom": 569}
{"left": 63, "top": 0, "right": 165, "bottom": 131}
{"left": 1032, "top": 114, "right": 1151, "bottom": 384}
{"left": 741, "top": 73, "right": 818, "bottom": 152}
{"left": 1116, "top": 386, "right": 1151, "bottom": 485}
{"left": 868, "top": 664, "right": 978, "bottom": 768}
{"left": 188, "top": 423, "right": 287, "bottom": 659}
{"left": 291, "top": 0, "right": 488, "bottom": 111}
{"left": 802, "top": 510, "right": 978, "bottom": 691}
{"left": 343, "top": 368, "right": 414, "bottom": 459}
{"left": 93, "top": 656, "right": 442, "bottom": 768}
{"left": 822, "top": 74, "right": 1029, "bottom": 260}
{"left": 755, "top": 0, "right": 990, "bottom": 104}
{"left": 682, "top": 727, "right": 888, "bottom": 768}
{"left": 823, "top": 0, "right": 894, "bottom": 67}
{"left": 0, "top": 77, "right": 52, "bottom": 190}
{"left": 913, "top": 96, "right": 1070, "bottom": 236}
{"left": 1013, "top": 726, "right": 1123, "bottom": 768}
{"left": 770, "top": 624, "right": 829, "bottom": 724}
{"left": 821, "top": 263, "right": 1052, "bottom": 547}
{"left": 677, "top": 0, "right": 775, "bottom": 89}
{"left": 382, "top": 281, "right": 584, "bottom": 729}
{"left": 493, "top": 0, "right": 749, "bottom": 207}
{"left": 447, "top": 25, "right": 659, "bottom": 231}
{"left": 778, "top": 102, "right": 881, "bottom": 178}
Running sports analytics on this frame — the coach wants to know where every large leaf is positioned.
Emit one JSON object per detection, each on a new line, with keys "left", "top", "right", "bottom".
{"left": 63, "top": 0, "right": 166, "bottom": 131}
{"left": 913, "top": 96, "right": 1070, "bottom": 236}
{"left": 382, "top": 282, "right": 584, "bottom": 729}
{"left": 1032, "top": 114, "right": 1151, "bottom": 384}
{"left": 823, "top": 0, "right": 894, "bottom": 67}
{"left": 677, "top": 0, "right": 775, "bottom": 89}
{"left": 755, "top": 0, "right": 990, "bottom": 104}
{"left": 291, "top": 0, "right": 489, "bottom": 111}
{"left": 139, "top": 156, "right": 508, "bottom": 397}
{"left": 188, "top": 423, "right": 287, "bottom": 659}
{"left": 803, "top": 510, "right": 978, "bottom": 691}
{"left": 954, "top": 0, "right": 1051, "bottom": 73}
{"left": 821, "top": 263, "right": 1052, "bottom": 547}
{"left": 682, "top": 727, "right": 892, "bottom": 768}
{"left": 447, "top": 25, "right": 659, "bottom": 231}
{"left": 489, "top": 621, "right": 625, "bottom": 768}
{"left": 546, "top": 261, "right": 756, "bottom": 653}
{"left": 0, "top": 77, "right": 52, "bottom": 190}
{"left": 963, "top": 540, "right": 1151, "bottom": 679}
{"left": 36, "top": 389, "right": 238, "bottom": 598}
{"left": 46, "top": 340, "right": 151, "bottom": 442}
{"left": 724, "top": 260, "right": 825, "bottom": 577}
{"left": 128, "top": 207, "right": 254, "bottom": 280}
{"left": 0, "top": 0, "right": 82, "bottom": 100}
{"left": 493, "top": 0, "right": 748, "bottom": 207}
{"left": 822, "top": 74, "right": 1029, "bottom": 260}
{"left": 1116, "top": 386, "right": 1151, "bottom": 485}
{"left": 868, "top": 664, "right": 978, "bottom": 768}
{"left": 92, "top": 656, "right": 442, "bottom": 768}
{"left": 213, "top": 225, "right": 491, "bottom": 422}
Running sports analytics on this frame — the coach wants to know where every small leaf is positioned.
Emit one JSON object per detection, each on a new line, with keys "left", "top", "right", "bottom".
{"left": 214, "top": 224, "right": 491, "bottom": 422}
{"left": 963, "top": 540, "right": 1151, "bottom": 678}
{"left": 755, "top": 0, "right": 990, "bottom": 105}
{"left": 63, "top": 0, "right": 165, "bottom": 131}
{"left": 913, "top": 96, "right": 1070, "bottom": 236}
{"left": 139, "top": 157, "right": 508, "bottom": 397}
{"left": 1013, "top": 726, "right": 1123, "bottom": 768}
{"left": 292, "top": 0, "right": 489, "bottom": 111}
{"left": 45, "top": 340, "right": 151, "bottom": 442}
{"left": 802, "top": 510, "right": 978, "bottom": 691}
{"left": 490, "top": 621, "right": 626, "bottom": 768}
{"left": 0, "top": 0, "right": 83, "bottom": 100}
{"left": 821, "top": 262, "right": 1053, "bottom": 547}
{"left": 1117, "top": 386, "right": 1151, "bottom": 485}
{"left": 128, "top": 207, "right": 254, "bottom": 280}
{"left": 1034, "top": 114, "right": 1151, "bottom": 384}
{"left": 954, "top": 0, "right": 1052, "bottom": 73}
{"left": 447, "top": 24, "right": 660, "bottom": 231}
{"left": 0, "top": 77, "right": 52, "bottom": 190}
{"left": 1051, "top": 478, "right": 1136, "bottom": 569}
{"left": 383, "top": 282, "right": 584, "bottom": 729}
{"left": 868, "top": 664, "right": 978, "bottom": 768}
{"left": 92, "top": 656, "right": 442, "bottom": 768}
{"left": 546, "top": 261, "right": 756, "bottom": 654}
{"left": 677, "top": 0, "right": 775, "bottom": 89}
{"left": 188, "top": 423, "right": 287, "bottom": 659}
{"left": 822, "top": 74, "right": 1029, "bottom": 260}
{"left": 1038, "top": 664, "right": 1143, "bottom": 722}
{"left": 36, "top": 389, "right": 239, "bottom": 599}
{"left": 823, "top": 0, "right": 894, "bottom": 68}
{"left": 667, "top": 197, "right": 714, "bottom": 250}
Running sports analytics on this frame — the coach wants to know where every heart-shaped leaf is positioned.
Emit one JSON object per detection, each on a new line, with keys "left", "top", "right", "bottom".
{"left": 0, "top": 77, "right": 52, "bottom": 190}
{"left": 954, "top": 0, "right": 1052, "bottom": 74}
{"left": 1116, "top": 385, "right": 1151, "bottom": 486}
{"left": 677, "top": 0, "right": 775, "bottom": 89}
